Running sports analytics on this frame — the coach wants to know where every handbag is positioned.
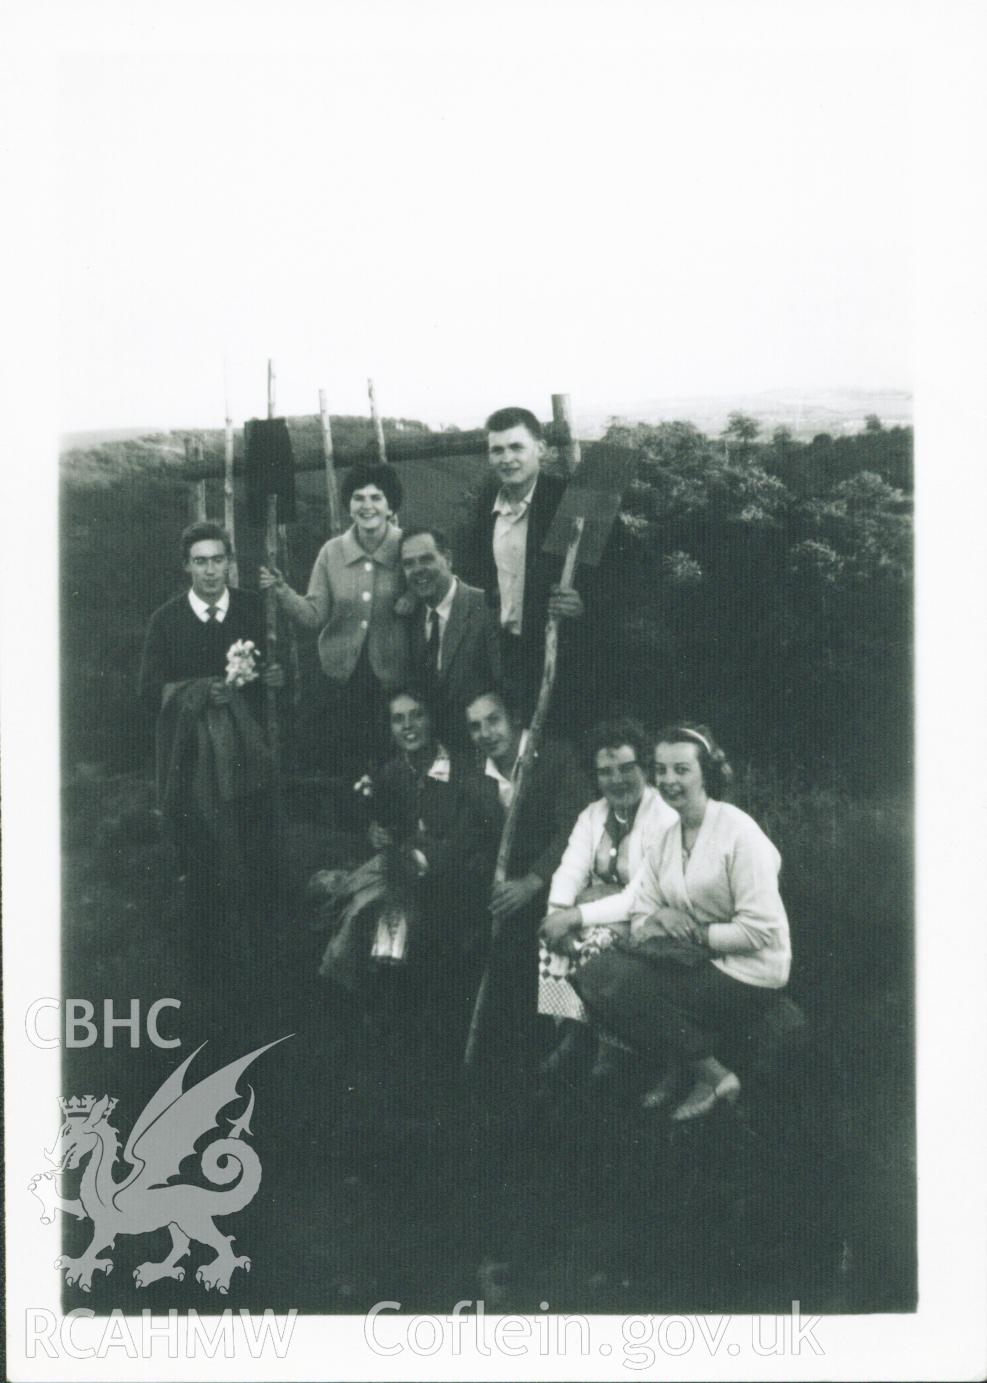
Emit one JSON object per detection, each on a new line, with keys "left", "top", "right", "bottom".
{"left": 632, "top": 934, "right": 709, "bottom": 967}
{"left": 573, "top": 934, "right": 709, "bottom": 1026}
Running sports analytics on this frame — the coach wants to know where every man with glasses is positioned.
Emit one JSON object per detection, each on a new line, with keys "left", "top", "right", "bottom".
{"left": 138, "top": 522, "right": 284, "bottom": 979}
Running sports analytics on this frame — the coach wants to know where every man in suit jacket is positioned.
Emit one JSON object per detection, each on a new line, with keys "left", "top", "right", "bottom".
{"left": 459, "top": 689, "right": 592, "bottom": 1084}
{"left": 400, "top": 526, "right": 502, "bottom": 750}
{"left": 138, "top": 522, "right": 284, "bottom": 974}
{"left": 461, "top": 406, "right": 586, "bottom": 717}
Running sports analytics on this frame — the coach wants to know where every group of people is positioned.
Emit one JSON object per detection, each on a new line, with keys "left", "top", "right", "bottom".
{"left": 138, "top": 405, "right": 792, "bottom": 1121}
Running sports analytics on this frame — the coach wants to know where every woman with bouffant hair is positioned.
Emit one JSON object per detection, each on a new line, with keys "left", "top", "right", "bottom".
{"left": 566, "top": 722, "right": 791, "bottom": 1121}
{"left": 260, "top": 463, "right": 409, "bottom": 773}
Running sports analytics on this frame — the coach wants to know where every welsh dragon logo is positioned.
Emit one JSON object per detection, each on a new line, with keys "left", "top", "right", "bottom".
{"left": 28, "top": 1038, "right": 289, "bottom": 1294}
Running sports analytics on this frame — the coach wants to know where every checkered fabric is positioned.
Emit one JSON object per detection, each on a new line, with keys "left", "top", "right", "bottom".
{"left": 537, "top": 925, "right": 622, "bottom": 1020}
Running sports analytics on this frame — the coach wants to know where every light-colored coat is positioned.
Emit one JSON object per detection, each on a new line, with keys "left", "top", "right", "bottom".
{"left": 548, "top": 785, "right": 677, "bottom": 918}
{"left": 278, "top": 524, "right": 408, "bottom": 686}
{"left": 581, "top": 799, "right": 791, "bottom": 988}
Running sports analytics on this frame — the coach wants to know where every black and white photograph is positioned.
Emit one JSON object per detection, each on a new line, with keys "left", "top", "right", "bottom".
{"left": 3, "top": 2, "right": 985, "bottom": 1380}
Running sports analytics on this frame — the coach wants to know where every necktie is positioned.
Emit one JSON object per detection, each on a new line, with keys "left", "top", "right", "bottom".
{"left": 205, "top": 605, "right": 218, "bottom": 622}
{"left": 602, "top": 805, "right": 635, "bottom": 883}
{"left": 425, "top": 608, "right": 440, "bottom": 679}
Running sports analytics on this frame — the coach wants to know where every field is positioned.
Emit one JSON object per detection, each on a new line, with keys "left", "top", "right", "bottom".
{"left": 56, "top": 421, "right": 915, "bottom": 1315}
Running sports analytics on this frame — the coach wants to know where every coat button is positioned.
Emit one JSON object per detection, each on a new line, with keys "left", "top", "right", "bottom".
{"left": 364, "top": 562, "right": 372, "bottom": 572}
{"left": 362, "top": 591, "right": 372, "bottom": 602}
{"left": 361, "top": 619, "right": 369, "bottom": 630}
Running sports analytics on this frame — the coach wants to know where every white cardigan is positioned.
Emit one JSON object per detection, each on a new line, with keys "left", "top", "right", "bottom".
{"left": 581, "top": 799, "right": 791, "bottom": 988}
{"left": 548, "top": 786, "right": 678, "bottom": 921}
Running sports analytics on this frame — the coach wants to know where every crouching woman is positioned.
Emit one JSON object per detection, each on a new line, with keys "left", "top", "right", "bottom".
{"left": 315, "top": 687, "right": 497, "bottom": 1056}
{"left": 565, "top": 723, "right": 791, "bottom": 1121}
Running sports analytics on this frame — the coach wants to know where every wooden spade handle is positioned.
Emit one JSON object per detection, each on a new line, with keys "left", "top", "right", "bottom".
{"left": 463, "top": 516, "right": 585, "bottom": 1068}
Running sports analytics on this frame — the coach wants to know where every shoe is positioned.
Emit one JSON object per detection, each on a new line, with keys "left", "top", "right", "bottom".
{"left": 670, "top": 1072, "right": 741, "bottom": 1122}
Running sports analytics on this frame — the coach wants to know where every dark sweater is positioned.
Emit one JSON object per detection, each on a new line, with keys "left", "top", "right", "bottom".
{"left": 138, "top": 588, "right": 267, "bottom": 720}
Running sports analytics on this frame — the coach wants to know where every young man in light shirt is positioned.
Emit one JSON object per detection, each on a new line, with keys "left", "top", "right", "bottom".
{"left": 462, "top": 407, "right": 585, "bottom": 715}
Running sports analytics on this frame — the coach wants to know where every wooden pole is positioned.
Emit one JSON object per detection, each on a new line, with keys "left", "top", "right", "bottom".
{"left": 319, "top": 388, "right": 344, "bottom": 535}
{"left": 264, "top": 360, "right": 281, "bottom": 763}
{"left": 368, "top": 377, "right": 387, "bottom": 463}
{"left": 195, "top": 440, "right": 208, "bottom": 519}
{"left": 551, "top": 393, "right": 582, "bottom": 473}
{"left": 186, "top": 438, "right": 207, "bottom": 520}
{"left": 463, "top": 514, "right": 586, "bottom": 1068}
{"left": 264, "top": 494, "right": 282, "bottom": 767}
{"left": 223, "top": 369, "right": 239, "bottom": 587}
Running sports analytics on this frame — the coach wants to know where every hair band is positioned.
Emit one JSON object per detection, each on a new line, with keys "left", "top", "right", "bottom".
{"left": 679, "top": 727, "right": 712, "bottom": 755}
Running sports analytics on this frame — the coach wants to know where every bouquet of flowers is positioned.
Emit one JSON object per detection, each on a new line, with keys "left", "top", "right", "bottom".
{"left": 225, "top": 639, "right": 260, "bottom": 688}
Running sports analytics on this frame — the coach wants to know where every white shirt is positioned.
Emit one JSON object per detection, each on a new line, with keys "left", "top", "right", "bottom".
{"left": 491, "top": 478, "right": 537, "bottom": 635}
{"left": 423, "top": 577, "right": 457, "bottom": 672}
{"left": 484, "top": 729, "right": 530, "bottom": 811}
{"left": 188, "top": 587, "right": 230, "bottom": 623}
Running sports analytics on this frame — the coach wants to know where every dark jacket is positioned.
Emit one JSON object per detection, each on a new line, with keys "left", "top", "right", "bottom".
{"left": 372, "top": 750, "right": 500, "bottom": 954}
{"left": 459, "top": 737, "right": 593, "bottom": 1074}
{"left": 460, "top": 471, "right": 612, "bottom": 722}
{"left": 458, "top": 737, "right": 592, "bottom": 889}
{"left": 407, "top": 580, "right": 503, "bottom": 745}
{"left": 460, "top": 471, "right": 571, "bottom": 649}
{"left": 138, "top": 589, "right": 277, "bottom": 914}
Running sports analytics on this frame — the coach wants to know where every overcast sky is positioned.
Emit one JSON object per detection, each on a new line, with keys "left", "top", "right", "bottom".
{"left": 50, "top": 3, "right": 917, "bottom": 432}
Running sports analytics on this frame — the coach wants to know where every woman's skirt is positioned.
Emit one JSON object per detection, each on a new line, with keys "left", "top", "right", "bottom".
{"left": 537, "top": 880, "right": 627, "bottom": 1021}
{"left": 574, "top": 942, "right": 774, "bottom": 1062}
{"left": 537, "top": 928, "right": 619, "bottom": 1020}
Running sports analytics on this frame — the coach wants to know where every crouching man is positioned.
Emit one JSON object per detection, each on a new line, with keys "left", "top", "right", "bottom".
{"left": 459, "top": 689, "right": 591, "bottom": 1089}
{"left": 138, "top": 522, "right": 285, "bottom": 975}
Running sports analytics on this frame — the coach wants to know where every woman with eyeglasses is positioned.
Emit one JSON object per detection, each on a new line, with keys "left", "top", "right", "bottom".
{"left": 537, "top": 717, "right": 678, "bottom": 1078}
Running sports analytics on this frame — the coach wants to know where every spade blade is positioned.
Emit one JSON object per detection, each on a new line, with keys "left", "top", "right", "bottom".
{"left": 541, "top": 442, "right": 638, "bottom": 567}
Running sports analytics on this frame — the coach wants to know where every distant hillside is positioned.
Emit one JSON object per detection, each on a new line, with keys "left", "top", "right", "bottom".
{"left": 61, "top": 426, "right": 179, "bottom": 449}
{"left": 63, "top": 387, "right": 913, "bottom": 453}
{"left": 59, "top": 415, "right": 442, "bottom": 486}
{"left": 60, "top": 414, "right": 435, "bottom": 461}
{"left": 578, "top": 387, "right": 912, "bottom": 441}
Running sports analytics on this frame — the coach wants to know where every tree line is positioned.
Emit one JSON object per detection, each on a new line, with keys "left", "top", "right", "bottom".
{"left": 596, "top": 415, "right": 912, "bottom": 790}
{"left": 60, "top": 413, "right": 912, "bottom": 792}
